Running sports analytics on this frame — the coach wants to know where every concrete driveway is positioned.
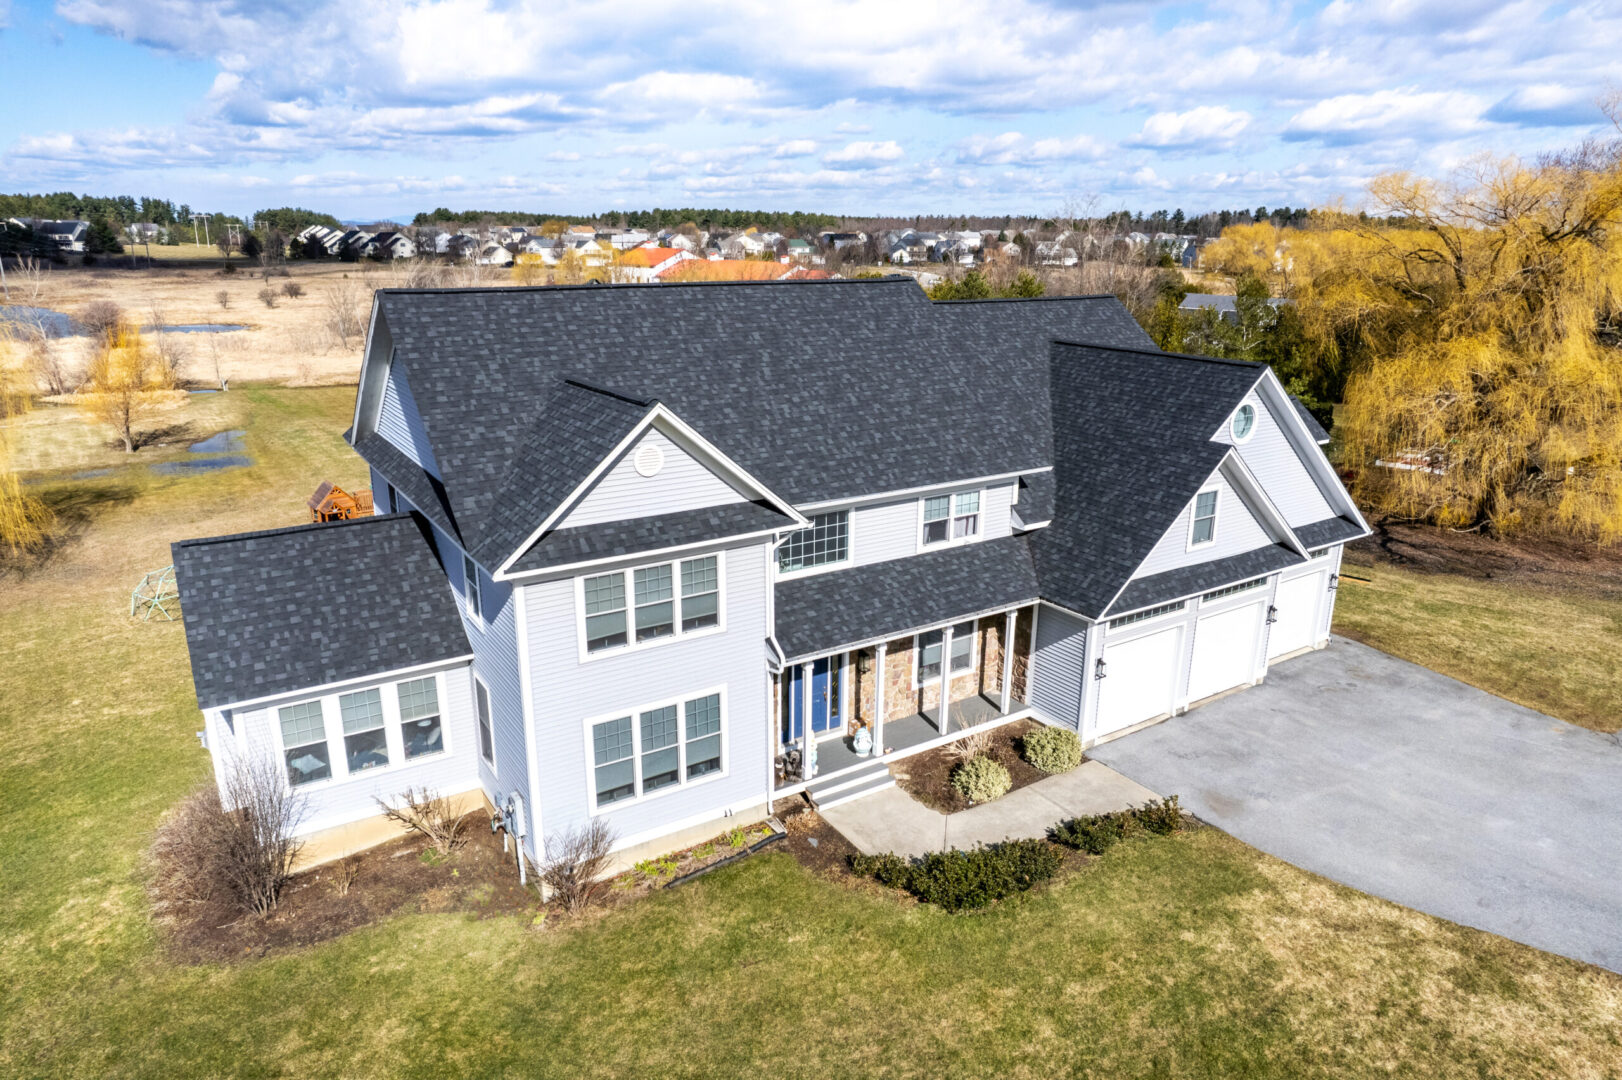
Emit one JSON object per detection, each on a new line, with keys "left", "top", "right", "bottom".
{"left": 1089, "top": 637, "right": 1622, "bottom": 973}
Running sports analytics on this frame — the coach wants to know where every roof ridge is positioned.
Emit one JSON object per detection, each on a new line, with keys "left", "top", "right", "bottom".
{"left": 1049, "top": 337, "right": 1266, "bottom": 369}
{"left": 375, "top": 276, "right": 916, "bottom": 297}
{"left": 931, "top": 293, "right": 1120, "bottom": 305}
{"left": 173, "top": 512, "right": 416, "bottom": 549}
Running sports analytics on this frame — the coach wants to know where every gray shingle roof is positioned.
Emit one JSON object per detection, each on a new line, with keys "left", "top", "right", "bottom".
{"left": 1105, "top": 543, "right": 1304, "bottom": 616}
{"left": 1030, "top": 341, "right": 1267, "bottom": 619}
{"left": 1294, "top": 515, "right": 1366, "bottom": 550}
{"left": 511, "top": 501, "right": 794, "bottom": 573}
{"left": 370, "top": 279, "right": 1148, "bottom": 567}
{"left": 774, "top": 536, "right": 1040, "bottom": 660}
{"left": 1015, "top": 471, "right": 1054, "bottom": 527}
{"left": 172, "top": 513, "right": 470, "bottom": 710}
{"left": 1290, "top": 396, "right": 1331, "bottom": 444}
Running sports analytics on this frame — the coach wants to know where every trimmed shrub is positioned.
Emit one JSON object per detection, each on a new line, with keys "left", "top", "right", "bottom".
{"left": 851, "top": 839, "right": 1063, "bottom": 912}
{"left": 1050, "top": 811, "right": 1134, "bottom": 855}
{"left": 1133, "top": 795, "right": 1185, "bottom": 835}
{"left": 951, "top": 756, "right": 1012, "bottom": 803}
{"left": 1022, "top": 725, "right": 1083, "bottom": 773}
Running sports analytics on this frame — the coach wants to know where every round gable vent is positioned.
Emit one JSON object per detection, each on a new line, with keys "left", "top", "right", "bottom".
{"left": 634, "top": 442, "right": 665, "bottom": 478}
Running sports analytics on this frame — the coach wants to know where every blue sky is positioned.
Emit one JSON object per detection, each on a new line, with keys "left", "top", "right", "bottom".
{"left": 2, "top": 0, "right": 1619, "bottom": 221}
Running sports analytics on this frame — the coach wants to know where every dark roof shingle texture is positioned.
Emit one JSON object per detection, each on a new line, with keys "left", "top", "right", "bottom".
{"left": 1106, "top": 543, "right": 1305, "bottom": 615}
{"left": 172, "top": 514, "right": 469, "bottom": 710}
{"left": 512, "top": 500, "right": 794, "bottom": 573}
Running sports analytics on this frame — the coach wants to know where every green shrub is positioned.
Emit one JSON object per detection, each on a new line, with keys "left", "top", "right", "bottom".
{"left": 951, "top": 756, "right": 1012, "bottom": 803}
{"left": 1049, "top": 811, "right": 1133, "bottom": 855}
{"left": 1133, "top": 796, "right": 1185, "bottom": 835}
{"left": 1021, "top": 725, "right": 1083, "bottom": 773}
{"left": 850, "top": 840, "right": 1062, "bottom": 912}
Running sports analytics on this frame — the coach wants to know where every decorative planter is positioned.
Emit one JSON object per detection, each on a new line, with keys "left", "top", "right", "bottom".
{"left": 853, "top": 725, "right": 874, "bottom": 757}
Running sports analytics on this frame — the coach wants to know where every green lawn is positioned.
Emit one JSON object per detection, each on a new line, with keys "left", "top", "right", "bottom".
{"left": 3, "top": 388, "right": 1620, "bottom": 1078}
{"left": 1335, "top": 561, "right": 1622, "bottom": 732}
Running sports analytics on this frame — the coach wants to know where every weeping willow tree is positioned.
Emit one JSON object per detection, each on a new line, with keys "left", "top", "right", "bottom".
{"left": 1204, "top": 137, "right": 1622, "bottom": 542}
{"left": 0, "top": 326, "right": 53, "bottom": 556}
{"left": 76, "top": 323, "right": 185, "bottom": 454}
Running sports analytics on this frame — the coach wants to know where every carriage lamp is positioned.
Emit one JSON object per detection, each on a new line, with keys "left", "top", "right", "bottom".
{"left": 1266, "top": 605, "right": 1279, "bottom": 624}
{"left": 1328, "top": 573, "right": 1340, "bottom": 591}
{"left": 1094, "top": 657, "right": 1107, "bottom": 680}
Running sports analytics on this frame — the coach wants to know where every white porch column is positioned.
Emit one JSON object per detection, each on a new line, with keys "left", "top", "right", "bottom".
{"left": 800, "top": 661, "right": 814, "bottom": 780}
{"left": 1000, "top": 608, "right": 1018, "bottom": 715}
{"left": 873, "top": 643, "right": 887, "bottom": 755}
{"left": 938, "top": 624, "right": 953, "bottom": 734}
{"left": 840, "top": 651, "right": 853, "bottom": 736}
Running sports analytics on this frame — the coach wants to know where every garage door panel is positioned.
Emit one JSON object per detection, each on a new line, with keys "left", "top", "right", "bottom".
{"left": 1096, "top": 625, "right": 1181, "bottom": 738}
{"left": 1187, "top": 601, "right": 1265, "bottom": 703}
{"left": 1269, "top": 572, "right": 1323, "bottom": 659}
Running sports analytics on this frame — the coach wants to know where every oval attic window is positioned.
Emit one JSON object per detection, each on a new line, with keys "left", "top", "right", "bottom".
{"left": 634, "top": 442, "right": 665, "bottom": 477}
{"left": 1231, "top": 403, "right": 1256, "bottom": 442}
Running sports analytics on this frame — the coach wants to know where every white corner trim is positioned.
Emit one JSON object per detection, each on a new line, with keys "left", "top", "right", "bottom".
{"left": 1219, "top": 449, "right": 1311, "bottom": 559}
{"left": 513, "top": 586, "right": 546, "bottom": 865}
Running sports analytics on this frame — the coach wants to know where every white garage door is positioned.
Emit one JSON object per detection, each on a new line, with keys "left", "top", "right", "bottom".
{"left": 1269, "top": 572, "right": 1324, "bottom": 659}
{"left": 1187, "top": 601, "right": 1266, "bottom": 703}
{"left": 1095, "top": 626, "right": 1181, "bottom": 738}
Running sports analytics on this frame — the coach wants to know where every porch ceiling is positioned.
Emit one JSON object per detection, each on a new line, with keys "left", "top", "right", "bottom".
{"left": 774, "top": 536, "right": 1039, "bottom": 661}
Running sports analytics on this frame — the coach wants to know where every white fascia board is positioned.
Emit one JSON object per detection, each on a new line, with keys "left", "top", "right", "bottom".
{"left": 1253, "top": 368, "right": 1370, "bottom": 532}
{"left": 209, "top": 653, "right": 475, "bottom": 714}
{"left": 496, "top": 528, "right": 783, "bottom": 583}
{"left": 780, "top": 596, "right": 1040, "bottom": 666}
{"left": 1217, "top": 450, "right": 1310, "bottom": 559}
{"left": 492, "top": 403, "right": 810, "bottom": 581}
{"left": 349, "top": 298, "right": 385, "bottom": 443}
{"left": 793, "top": 466, "right": 1051, "bottom": 513}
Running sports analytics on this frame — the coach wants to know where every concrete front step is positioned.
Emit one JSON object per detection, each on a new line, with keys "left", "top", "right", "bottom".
{"left": 807, "top": 759, "right": 892, "bottom": 808}
{"left": 814, "top": 771, "right": 897, "bottom": 810}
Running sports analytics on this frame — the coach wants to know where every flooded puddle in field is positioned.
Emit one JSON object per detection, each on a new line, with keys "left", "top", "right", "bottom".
{"left": 188, "top": 429, "right": 245, "bottom": 453}
{"left": 143, "top": 323, "right": 246, "bottom": 333}
{"left": 0, "top": 305, "right": 79, "bottom": 337}
{"left": 151, "top": 454, "right": 252, "bottom": 475}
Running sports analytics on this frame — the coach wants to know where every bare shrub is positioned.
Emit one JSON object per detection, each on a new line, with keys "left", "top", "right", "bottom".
{"left": 281, "top": 281, "right": 305, "bottom": 299}
{"left": 77, "top": 300, "right": 123, "bottom": 341}
{"left": 333, "top": 853, "right": 363, "bottom": 897}
{"left": 257, "top": 287, "right": 278, "bottom": 308}
{"left": 324, "top": 281, "right": 365, "bottom": 348}
{"left": 376, "top": 786, "right": 469, "bottom": 856}
{"left": 151, "top": 332, "right": 189, "bottom": 388}
{"left": 390, "top": 259, "right": 445, "bottom": 288}
{"left": 27, "top": 338, "right": 72, "bottom": 396}
{"left": 148, "top": 757, "right": 305, "bottom": 918}
{"left": 12, "top": 255, "right": 48, "bottom": 304}
{"left": 948, "top": 728, "right": 995, "bottom": 765}
{"left": 215, "top": 290, "right": 230, "bottom": 310}
{"left": 540, "top": 819, "right": 616, "bottom": 915}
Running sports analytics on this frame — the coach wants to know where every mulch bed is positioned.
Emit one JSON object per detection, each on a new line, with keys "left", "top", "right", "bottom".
{"left": 771, "top": 797, "right": 861, "bottom": 879}
{"left": 158, "top": 813, "right": 536, "bottom": 964}
{"left": 1349, "top": 518, "right": 1622, "bottom": 599}
{"left": 888, "top": 718, "right": 1054, "bottom": 814}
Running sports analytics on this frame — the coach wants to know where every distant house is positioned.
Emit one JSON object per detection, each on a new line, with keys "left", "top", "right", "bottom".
{"left": 720, "top": 233, "right": 767, "bottom": 258}
{"left": 619, "top": 247, "right": 697, "bottom": 282}
{"left": 125, "top": 222, "right": 168, "bottom": 245}
{"left": 1035, "top": 241, "right": 1077, "bottom": 267}
{"left": 364, "top": 231, "right": 418, "bottom": 260}
{"left": 605, "top": 229, "right": 651, "bottom": 250}
{"left": 821, "top": 231, "right": 867, "bottom": 250}
{"left": 1178, "top": 294, "right": 1291, "bottom": 324}
{"left": 29, "top": 219, "right": 90, "bottom": 253}
{"left": 476, "top": 242, "right": 514, "bottom": 267}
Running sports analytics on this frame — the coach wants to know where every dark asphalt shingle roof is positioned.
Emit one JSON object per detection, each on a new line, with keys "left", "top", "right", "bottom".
{"left": 774, "top": 536, "right": 1040, "bottom": 660}
{"left": 1291, "top": 396, "right": 1331, "bottom": 444}
{"left": 1030, "top": 341, "right": 1267, "bottom": 619}
{"left": 1015, "top": 471, "right": 1054, "bottom": 527}
{"left": 371, "top": 279, "right": 1148, "bottom": 567}
{"left": 1294, "top": 515, "right": 1367, "bottom": 550}
{"left": 511, "top": 500, "right": 794, "bottom": 573}
{"left": 1105, "top": 543, "right": 1305, "bottom": 616}
{"left": 172, "top": 513, "right": 470, "bottom": 710}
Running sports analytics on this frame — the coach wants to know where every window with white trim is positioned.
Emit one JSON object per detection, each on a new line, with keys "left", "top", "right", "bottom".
{"left": 474, "top": 677, "right": 495, "bottom": 768}
{"left": 278, "top": 700, "right": 331, "bottom": 786}
{"left": 916, "top": 620, "right": 976, "bottom": 685}
{"left": 462, "top": 553, "right": 484, "bottom": 621}
{"left": 778, "top": 511, "right": 848, "bottom": 572}
{"left": 397, "top": 676, "right": 444, "bottom": 759}
{"left": 1202, "top": 578, "right": 1266, "bottom": 602}
{"left": 581, "top": 554, "right": 724, "bottom": 655}
{"left": 1189, "top": 489, "right": 1218, "bottom": 547}
{"left": 1109, "top": 600, "right": 1186, "bottom": 628}
{"left": 590, "top": 690, "right": 725, "bottom": 808}
{"left": 922, "top": 491, "right": 981, "bottom": 546}
{"left": 339, "top": 688, "right": 390, "bottom": 774}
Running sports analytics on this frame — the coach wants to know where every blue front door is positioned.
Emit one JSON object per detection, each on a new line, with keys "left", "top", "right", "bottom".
{"left": 783, "top": 657, "right": 840, "bottom": 743}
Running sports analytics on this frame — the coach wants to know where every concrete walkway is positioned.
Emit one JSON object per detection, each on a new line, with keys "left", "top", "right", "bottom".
{"left": 820, "top": 760, "right": 1159, "bottom": 858}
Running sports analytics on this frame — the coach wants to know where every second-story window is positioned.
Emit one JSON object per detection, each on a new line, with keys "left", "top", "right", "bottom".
{"left": 582, "top": 554, "right": 724, "bottom": 656}
{"left": 462, "top": 554, "right": 484, "bottom": 621}
{"left": 922, "top": 491, "right": 981, "bottom": 546}
{"left": 778, "top": 511, "right": 848, "bottom": 572}
{"left": 1189, "top": 489, "right": 1219, "bottom": 547}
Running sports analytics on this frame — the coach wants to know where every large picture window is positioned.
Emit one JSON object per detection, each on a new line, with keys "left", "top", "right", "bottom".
{"left": 588, "top": 689, "right": 726, "bottom": 809}
{"left": 777, "top": 511, "right": 848, "bottom": 572}
{"left": 580, "top": 555, "right": 724, "bottom": 656}
{"left": 922, "top": 491, "right": 982, "bottom": 547}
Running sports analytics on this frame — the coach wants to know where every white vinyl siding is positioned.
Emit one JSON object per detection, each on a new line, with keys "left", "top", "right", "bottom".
{"left": 376, "top": 358, "right": 440, "bottom": 475}
{"left": 579, "top": 553, "right": 726, "bottom": 659}
{"left": 1133, "top": 471, "right": 1273, "bottom": 578}
{"left": 823, "top": 480, "right": 1018, "bottom": 570}
{"left": 1029, "top": 605, "right": 1087, "bottom": 730}
{"left": 559, "top": 429, "right": 745, "bottom": 529}
{"left": 1217, "top": 390, "right": 1336, "bottom": 526}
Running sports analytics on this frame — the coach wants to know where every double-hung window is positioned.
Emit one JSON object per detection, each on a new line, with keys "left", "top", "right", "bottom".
{"left": 339, "top": 688, "right": 390, "bottom": 774}
{"left": 922, "top": 492, "right": 981, "bottom": 546}
{"left": 589, "top": 690, "right": 725, "bottom": 809}
{"left": 1189, "top": 489, "right": 1219, "bottom": 547}
{"left": 279, "top": 700, "right": 331, "bottom": 786}
{"left": 397, "top": 676, "right": 444, "bottom": 759}
{"left": 777, "top": 511, "right": 848, "bottom": 572}
{"left": 475, "top": 677, "right": 495, "bottom": 768}
{"left": 582, "top": 555, "right": 723, "bottom": 655}
{"left": 462, "top": 554, "right": 484, "bottom": 621}
{"left": 916, "top": 621, "right": 976, "bottom": 685}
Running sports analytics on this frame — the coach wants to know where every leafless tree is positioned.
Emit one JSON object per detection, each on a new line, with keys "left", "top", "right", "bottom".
{"left": 375, "top": 787, "right": 468, "bottom": 857}
{"left": 324, "top": 281, "right": 365, "bottom": 348}
{"left": 77, "top": 300, "right": 123, "bottom": 342}
{"left": 540, "top": 819, "right": 616, "bottom": 915}
{"left": 257, "top": 287, "right": 278, "bottom": 308}
{"left": 216, "top": 290, "right": 230, "bottom": 310}
{"left": 10, "top": 256, "right": 48, "bottom": 305}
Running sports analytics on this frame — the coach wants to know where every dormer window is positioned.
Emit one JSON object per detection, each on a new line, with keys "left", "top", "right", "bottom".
{"left": 1189, "top": 489, "right": 1219, "bottom": 548}
{"left": 922, "top": 491, "right": 981, "bottom": 546}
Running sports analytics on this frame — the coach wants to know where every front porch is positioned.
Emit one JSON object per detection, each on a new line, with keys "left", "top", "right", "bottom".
{"left": 773, "top": 603, "right": 1038, "bottom": 797}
